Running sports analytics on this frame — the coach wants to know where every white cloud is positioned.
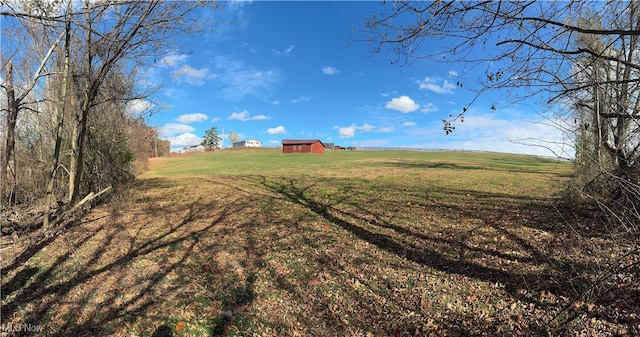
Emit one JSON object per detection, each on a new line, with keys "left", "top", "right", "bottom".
{"left": 168, "top": 133, "right": 203, "bottom": 152}
{"left": 159, "top": 123, "right": 195, "bottom": 138}
{"left": 267, "top": 126, "right": 287, "bottom": 135}
{"left": 272, "top": 100, "right": 280, "bottom": 105}
{"left": 385, "top": 96, "right": 420, "bottom": 113}
{"left": 359, "top": 123, "right": 375, "bottom": 132}
{"left": 322, "top": 66, "right": 340, "bottom": 75}
{"left": 228, "top": 110, "right": 269, "bottom": 121}
{"left": 174, "top": 65, "right": 215, "bottom": 86}
{"left": 335, "top": 123, "right": 381, "bottom": 138}
{"left": 177, "top": 113, "right": 208, "bottom": 123}
{"left": 421, "top": 102, "right": 438, "bottom": 113}
{"left": 417, "top": 77, "right": 456, "bottom": 94}
{"left": 162, "top": 53, "right": 189, "bottom": 67}
{"left": 376, "top": 126, "right": 395, "bottom": 133}
{"left": 211, "top": 117, "right": 221, "bottom": 122}
{"left": 125, "top": 99, "right": 154, "bottom": 116}
{"left": 447, "top": 70, "right": 459, "bottom": 77}
{"left": 337, "top": 125, "right": 356, "bottom": 138}
{"left": 405, "top": 111, "right": 574, "bottom": 158}
{"left": 403, "top": 121, "right": 417, "bottom": 127}
{"left": 290, "top": 96, "right": 314, "bottom": 103}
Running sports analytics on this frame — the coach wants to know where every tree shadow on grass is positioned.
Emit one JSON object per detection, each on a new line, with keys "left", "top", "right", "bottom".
{"left": 3, "top": 172, "right": 633, "bottom": 336}
{"left": 0, "top": 177, "right": 260, "bottom": 336}
{"left": 0, "top": 212, "right": 108, "bottom": 279}
{"left": 209, "top": 272, "right": 256, "bottom": 337}
{"left": 151, "top": 325, "right": 173, "bottom": 337}
{"left": 246, "top": 175, "right": 635, "bottom": 335}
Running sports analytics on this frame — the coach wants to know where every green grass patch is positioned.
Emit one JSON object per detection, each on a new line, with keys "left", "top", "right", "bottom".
{"left": 149, "top": 149, "right": 571, "bottom": 179}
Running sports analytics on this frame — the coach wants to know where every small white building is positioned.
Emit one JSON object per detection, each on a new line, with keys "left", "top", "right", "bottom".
{"left": 232, "top": 140, "right": 262, "bottom": 148}
{"left": 181, "top": 144, "right": 205, "bottom": 153}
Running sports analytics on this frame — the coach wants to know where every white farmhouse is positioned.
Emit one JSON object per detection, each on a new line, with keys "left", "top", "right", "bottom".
{"left": 232, "top": 140, "right": 262, "bottom": 148}
{"left": 181, "top": 144, "right": 205, "bottom": 153}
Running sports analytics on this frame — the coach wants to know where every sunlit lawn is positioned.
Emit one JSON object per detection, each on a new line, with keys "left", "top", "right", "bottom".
{"left": 2, "top": 149, "right": 636, "bottom": 336}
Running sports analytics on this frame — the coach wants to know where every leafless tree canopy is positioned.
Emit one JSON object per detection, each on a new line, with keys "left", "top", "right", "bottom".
{"left": 364, "top": 0, "right": 639, "bottom": 175}
{"left": 1, "top": 0, "right": 216, "bottom": 229}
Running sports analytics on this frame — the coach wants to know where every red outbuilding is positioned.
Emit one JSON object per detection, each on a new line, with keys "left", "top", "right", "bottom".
{"left": 281, "top": 139, "right": 325, "bottom": 154}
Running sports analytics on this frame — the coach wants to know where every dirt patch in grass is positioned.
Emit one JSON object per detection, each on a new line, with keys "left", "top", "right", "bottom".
{"left": 2, "top": 154, "right": 637, "bottom": 336}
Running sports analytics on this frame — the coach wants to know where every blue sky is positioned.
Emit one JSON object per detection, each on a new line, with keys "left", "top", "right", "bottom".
{"left": 138, "top": 1, "right": 572, "bottom": 157}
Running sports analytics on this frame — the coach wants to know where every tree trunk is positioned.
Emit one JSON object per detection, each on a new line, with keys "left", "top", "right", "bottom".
{"left": 3, "top": 60, "right": 18, "bottom": 203}
{"left": 44, "top": 3, "right": 72, "bottom": 229}
{"left": 69, "top": 4, "right": 94, "bottom": 206}
{"left": 69, "top": 97, "right": 91, "bottom": 206}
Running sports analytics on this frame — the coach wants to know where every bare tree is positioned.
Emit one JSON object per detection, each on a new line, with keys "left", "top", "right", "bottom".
{"left": 66, "top": 0, "right": 212, "bottom": 206}
{"left": 42, "top": 0, "right": 73, "bottom": 228}
{"left": 1, "top": 19, "right": 64, "bottom": 203}
{"left": 228, "top": 130, "right": 241, "bottom": 145}
{"left": 2, "top": 0, "right": 217, "bottom": 229}
{"left": 363, "top": 1, "right": 638, "bottom": 148}
{"left": 362, "top": 0, "right": 639, "bottom": 185}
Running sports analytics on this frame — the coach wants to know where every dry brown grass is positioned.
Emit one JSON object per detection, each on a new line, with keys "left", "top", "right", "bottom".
{"left": 1, "top": 151, "right": 637, "bottom": 336}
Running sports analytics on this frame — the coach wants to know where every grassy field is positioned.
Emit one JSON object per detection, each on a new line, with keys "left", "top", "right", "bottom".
{"left": 2, "top": 149, "right": 637, "bottom": 336}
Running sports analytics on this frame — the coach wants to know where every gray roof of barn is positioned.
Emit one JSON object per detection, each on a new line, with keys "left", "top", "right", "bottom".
{"left": 281, "top": 139, "right": 325, "bottom": 147}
